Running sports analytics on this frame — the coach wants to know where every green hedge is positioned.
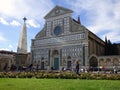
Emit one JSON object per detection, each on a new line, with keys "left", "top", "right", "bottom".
{"left": 0, "top": 72, "right": 120, "bottom": 80}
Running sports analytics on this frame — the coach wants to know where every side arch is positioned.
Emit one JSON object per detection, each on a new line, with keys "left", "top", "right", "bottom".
{"left": 89, "top": 55, "right": 98, "bottom": 68}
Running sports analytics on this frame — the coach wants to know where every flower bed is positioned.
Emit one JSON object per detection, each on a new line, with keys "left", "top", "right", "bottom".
{"left": 0, "top": 71, "right": 120, "bottom": 80}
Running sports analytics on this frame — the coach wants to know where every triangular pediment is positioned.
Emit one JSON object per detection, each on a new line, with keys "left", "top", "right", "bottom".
{"left": 44, "top": 5, "right": 73, "bottom": 19}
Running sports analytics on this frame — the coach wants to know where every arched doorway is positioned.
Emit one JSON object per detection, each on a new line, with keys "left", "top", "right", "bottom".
{"left": 99, "top": 59, "right": 104, "bottom": 66}
{"left": 52, "top": 50, "right": 59, "bottom": 70}
{"left": 89, "top": 56, "right": 98, "bottom": 69}
{"left": 113, "top": 58, "right": 119, "bottom": 66}
{"left": 54, "top": 57, "right": 59, "bottom": 70}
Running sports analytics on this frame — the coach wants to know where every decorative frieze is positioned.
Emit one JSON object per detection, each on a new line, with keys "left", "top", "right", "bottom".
{"left": 34, "top": 33, "right": 86, "bottom": 46}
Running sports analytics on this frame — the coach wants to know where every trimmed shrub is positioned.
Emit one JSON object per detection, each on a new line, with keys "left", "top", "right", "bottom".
{"left": 0, "top": 71, "right": 120, "bottom": 80}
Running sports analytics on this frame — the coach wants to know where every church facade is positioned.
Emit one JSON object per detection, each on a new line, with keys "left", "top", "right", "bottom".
{"left": 31, "top": 6, "right": 119, "bottom": 71}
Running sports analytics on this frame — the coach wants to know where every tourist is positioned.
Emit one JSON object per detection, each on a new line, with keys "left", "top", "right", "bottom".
{"left": 28, "top": 64, "right": 33, "bottom": 71}
{"left": 76, "top": 61, "right": 80, "bottom": 75}
{"left": 113, "top": 65, "right": 118, "bottom": 74}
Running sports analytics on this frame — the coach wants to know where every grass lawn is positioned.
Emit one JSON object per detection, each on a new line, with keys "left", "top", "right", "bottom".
{"left": 0, "top": 78, "right": 120, "bottom": 90}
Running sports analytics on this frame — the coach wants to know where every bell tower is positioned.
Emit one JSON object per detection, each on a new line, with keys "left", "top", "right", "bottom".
{"left": 17, "top": 17, "right": 27, "bottom": 54}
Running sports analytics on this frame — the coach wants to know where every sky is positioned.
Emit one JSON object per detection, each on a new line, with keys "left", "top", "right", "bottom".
{"left": 0, "top": 0, "right": 120, "bottom": 52}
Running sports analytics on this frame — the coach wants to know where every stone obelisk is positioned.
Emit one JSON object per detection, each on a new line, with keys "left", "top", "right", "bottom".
{"left": 17, "top": 17, "right": 27, "bottom": 54}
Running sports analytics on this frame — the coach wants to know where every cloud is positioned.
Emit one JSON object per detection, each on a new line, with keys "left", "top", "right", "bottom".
{"left": 8, "top": 44, "right": 13, "bottom": 49}
{"left": 0, "top": 0, "right": 54, "bottom": 28}
{"left": 0, "top": 17, "right": 9, "bottom": 25}
{"left": 0, "top": 0, "right": 54, "bottom": 18}
{"left": 27, "top": 19, "right": 40, "bottom": 28}
{"left": 0, "top": 48, "right": 9, "bottom": 51}
{"left": 0, "top": 44, "right": 14, "bottom": 51}
{"left": 66, "top": 0, "right": 120, "bottom": 43}
{"left": 0, "top": 17, "right": 21, "bottom": 26}
{"left": 10, "top": 20, "right": 21, "bottom": 26}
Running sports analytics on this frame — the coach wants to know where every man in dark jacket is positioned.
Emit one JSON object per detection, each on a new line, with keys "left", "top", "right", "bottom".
{"left": 76, "top": 61, "right": 80, "bottom": 75}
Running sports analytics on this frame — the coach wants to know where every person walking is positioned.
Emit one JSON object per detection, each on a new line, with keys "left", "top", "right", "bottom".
{"left": 76, "top": 61, "right": 80, "bottom": 75}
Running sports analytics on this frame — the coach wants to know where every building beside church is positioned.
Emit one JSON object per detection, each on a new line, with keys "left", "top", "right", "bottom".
{"left": 0, "top": 50, "right": 30, "bottom": 71}
{"left": 0, "top": 50, "right": 15, "bottom": 71}
{"left": 31, "top": 5, "right": 108, "bottom": 71}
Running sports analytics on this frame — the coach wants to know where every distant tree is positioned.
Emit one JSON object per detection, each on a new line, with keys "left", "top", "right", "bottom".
{"left": 104, "top": 37, "right": 119, "bottom": 55}
{"left": 104, "top": 36, "right": 108, "bottom": 55}
{"left": 112, "top": 43, "right": 119, "bottom": 55}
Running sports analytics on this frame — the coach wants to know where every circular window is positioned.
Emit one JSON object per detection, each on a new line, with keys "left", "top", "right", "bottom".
{"left": 54, "top": 26, "right": 62, "bottom": 36}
